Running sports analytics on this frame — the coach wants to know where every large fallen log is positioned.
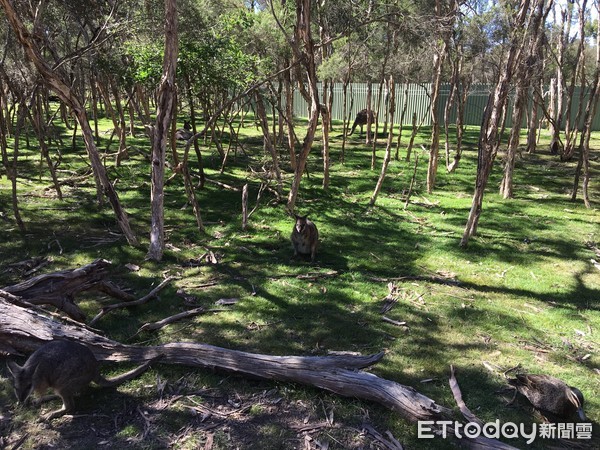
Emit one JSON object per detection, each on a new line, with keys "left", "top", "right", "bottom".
{"left": 0, "top": 292, "right": 517, "bottom": 449}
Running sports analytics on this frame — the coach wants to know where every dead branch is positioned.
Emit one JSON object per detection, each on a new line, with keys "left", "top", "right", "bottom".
{"left": 361, "top": 423, "right": 404, "bottom": 450}
{"left": 449, "top": 365, "right": 484, "bottom": 426}
{"left": 89, "top": 276, "right": 174, "bottom": 326}
{"left": 1, "top": 259, "right": 130, "bottom": 322}
{"left": 132, "top": 307, "right": 227, "bottom": 337}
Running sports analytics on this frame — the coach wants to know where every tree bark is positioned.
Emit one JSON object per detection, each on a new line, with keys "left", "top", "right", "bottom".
{"left": 254, "top": 90, "right": 283, "bottom": 195}
{"left": 147, "top": 0, "right": 179, "bottom": 261}
{"left": 1, "top": 259, "right": 134, "bottom": 322}
{"left": 427, "top": 0, "right": 456, "bottom": 193}
{"left": 369, "top": 75, "right": 395, "bottom": 206}
{"left": 282, "top": 0, "right": 321, "bottom": 212}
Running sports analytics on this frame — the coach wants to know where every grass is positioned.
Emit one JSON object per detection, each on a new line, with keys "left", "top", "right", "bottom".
{"left": 0, "top": 112, "right": 598, "bottom": 449}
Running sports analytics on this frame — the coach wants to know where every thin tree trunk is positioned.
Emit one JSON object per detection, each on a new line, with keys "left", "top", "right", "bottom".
{"left": 365, "top": 81, "right": 373, "bottom": 145}
{"left": 7, "top": 97, "right": 28, "bottom": 232}
{"left": 278, "top": 0, "right": 321, "bottom": 212}
{"left": 321, "top": 105, "right": 330, "bottom": 189}
{"left": 500, "top": 0, "right": 548, "bottom": 198}
{"left": 90, "top": 73, "right": 100, "bottom": 141}
{"left": 369, "top": 75, "right": 395, "bottom": 206}
{"left": 30, "top": 90, "right": 62, "bottom": 199}
{"left": 255, "top": 90, "right": 283, "bottom": 195}
{"left": 395, "top": 83, "right": 409, "bottom": 161}
{"left": 572, "top": 2, "right": 600, "bottom": 207}
{"left": 427, "top": 0, "right": 456, "bottom": 193}
{"left": 111, "top": 77, "right": 128, "bottom": 166}
{"left": 147, "top": 0, "right": 178, "bottom": 261}
{"left": 283, "top": 63, "right": 297, "bottom": 171}
{"left": 340, "top": 73, "right": 351, "bottom": 164}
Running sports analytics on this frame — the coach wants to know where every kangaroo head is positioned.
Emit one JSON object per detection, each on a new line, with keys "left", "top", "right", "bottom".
{"left": 294, "top": 214, "right": 309, "bottom": 233}
{"left": 7, "top": 361, "right": 34, "bottom": 403}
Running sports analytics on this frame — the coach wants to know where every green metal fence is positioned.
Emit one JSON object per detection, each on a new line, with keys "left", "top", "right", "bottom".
{"left": 290, "top": 82, "right": 600, "bottom": 131}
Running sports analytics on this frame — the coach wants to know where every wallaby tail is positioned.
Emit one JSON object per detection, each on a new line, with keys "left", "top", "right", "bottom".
{"left": 95, "top": 356, "right": 160, "bottom": 387}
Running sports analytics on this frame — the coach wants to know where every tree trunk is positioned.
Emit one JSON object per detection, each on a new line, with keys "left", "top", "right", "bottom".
{"left": 427, "top": 0, "right": 456, "bottom": 193}
{"left": 255, "top": 90, "right": 283, "bottom": 194}
{"left": 571, "top": 3, "right": 600, "bottom": 207}
{"left": 30, "top": 89, "right": 62, "bottom": 199}
{"left": 111, "top": 77, "right": 128, "bottom": 166}
{"left": 460, "top": 0, "right": 536, "bottom": 247}
{"left": 283, "top": 63, "right": 297, "bottom": 171}
{"left": 321, "top": 105, "right": 330, "bottom": 189}
{"left": 6, "top": 97, "right": 28, "bottom": 232}
{"left": 365, "top": 81, "right": 373, "bottom": 145}
{"left": 0, "top": 0, "right": 138, "bottom": 246}
{"left": 395, "top": 83, "right": 409, "bottom": 161}
{"left": 500, "top": 83, "right": 526, "bottom": 199}
{"left": 500, "top": 0, "right": 547, "bottom": 199}
{"left": 340, "top": 72, "right": 352, "bottom": 164}
{"left": 147, "top": 0, "right": 179, "bottom": 261}
{"left": 285, "top": 0, "right": 321, "bottom": 212}
{"left": 369, "top": 75, "right": 395, "bottom": 206}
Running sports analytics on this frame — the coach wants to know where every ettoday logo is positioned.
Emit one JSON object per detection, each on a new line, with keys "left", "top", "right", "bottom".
{"left": 418, "top": 420, "right": 593, "bottom": 444}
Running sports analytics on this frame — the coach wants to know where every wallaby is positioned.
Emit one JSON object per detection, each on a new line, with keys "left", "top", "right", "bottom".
{"left": 175, "top": 120, "right": 193, "bottom": 141}
{"left": 291, "top": 214, "right": 319, "bottom": 262}
{"left": 348, "top": 109, "right": 376, "bottom": 137}
{"left": 7, "top": 340, "right": 156, "bottom": 421}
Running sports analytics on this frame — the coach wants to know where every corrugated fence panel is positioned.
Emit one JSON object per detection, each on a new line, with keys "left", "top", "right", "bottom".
{"left": 288, "top": 82, "right": 600, "bottom": 131}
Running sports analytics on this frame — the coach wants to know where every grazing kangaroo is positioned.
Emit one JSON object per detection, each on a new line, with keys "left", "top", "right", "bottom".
{"left": 348, "top": 109, "right": 376, "bottom": 137}
{"left": 291, "top": 214, "right": 319, "bottom": 262}
{"left": 175, "top": 120, "right": 193, "bottom": 141}
{"left": 7, "top": 340, "right": 156, "bottom": 421}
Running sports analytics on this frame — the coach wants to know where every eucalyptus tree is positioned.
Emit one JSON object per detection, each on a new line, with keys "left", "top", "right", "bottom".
{"left": 499, "top": 0, "right": 553, "bottom": 199}
{"left": 460, "top": 0, "right": 546, "bottom": 248}
{"left": 147, "top": 0, "right": 179, "bottom": 262}
{"left": 0, "top": 0, "right": 139, "bottom": 245}
{"left": 426, "top": 0, "right": 460, "bottom": 193}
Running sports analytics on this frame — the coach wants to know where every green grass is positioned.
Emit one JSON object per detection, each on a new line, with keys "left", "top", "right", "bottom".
{"left": 0, "top": 114, "right": 598, "bottom": 449}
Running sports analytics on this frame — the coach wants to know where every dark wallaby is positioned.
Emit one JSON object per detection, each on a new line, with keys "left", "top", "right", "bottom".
{"left": 348, "top": 109, "right": 376, "bottom": 136}
{"left": 7, "top": 340, "right": 156, "bottom": 421}
{"left": 507, "top": 374, "right": 586, "bottom": 421}
{"left": 175, "top": 120, "right": 193, "bottom": 141}
{"left": 291, "top": 214, "right": 319, "bottom": 262}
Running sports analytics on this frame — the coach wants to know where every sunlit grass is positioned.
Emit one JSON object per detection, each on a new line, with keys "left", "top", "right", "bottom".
{"left": 0, "top": 113, "right": 598, "bottom": 448}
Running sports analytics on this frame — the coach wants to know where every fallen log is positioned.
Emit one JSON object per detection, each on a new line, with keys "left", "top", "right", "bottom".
{"left": 1, "top": 258, "right": 134, "bottom": 321}
{"left": 0, "top": 294, "right": 516, "bottom": 448}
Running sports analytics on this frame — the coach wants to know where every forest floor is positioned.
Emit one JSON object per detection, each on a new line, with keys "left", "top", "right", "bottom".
{"left": 0, "top": 115, "right": 599, "bottom": 449}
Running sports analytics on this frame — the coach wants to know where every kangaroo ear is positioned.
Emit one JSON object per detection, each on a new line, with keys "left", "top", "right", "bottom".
{"left": 7, "top": 360, "right": 22, "bottom": 377}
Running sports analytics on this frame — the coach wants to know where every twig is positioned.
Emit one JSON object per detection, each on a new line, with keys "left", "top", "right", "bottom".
{"left": 289, "top": 421, "right": 333, "bottom": 433}
{"left": 381, "top": 316, "right": 407, "bottom": 327}
{"left": 361, "top": 423, "right": 404, "bottom": 450}
{"left": 403, "top": 152, "right": 419, "bottom": 210}
{"left": 89, "top": 276, "right": 174, "bottom": 326}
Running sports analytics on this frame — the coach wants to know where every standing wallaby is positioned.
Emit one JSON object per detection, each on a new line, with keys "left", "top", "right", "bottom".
{"left": 291, "top": 214, "right": 319, "bottom": 262}
{"left": 7, "top": 340, "right": 156, "bottom": 421}
{"left": 175, "top": 120, "right": 193, "bottom": 141}
{"left": 348, "top": 109, "right": 376, "bottom": 137}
